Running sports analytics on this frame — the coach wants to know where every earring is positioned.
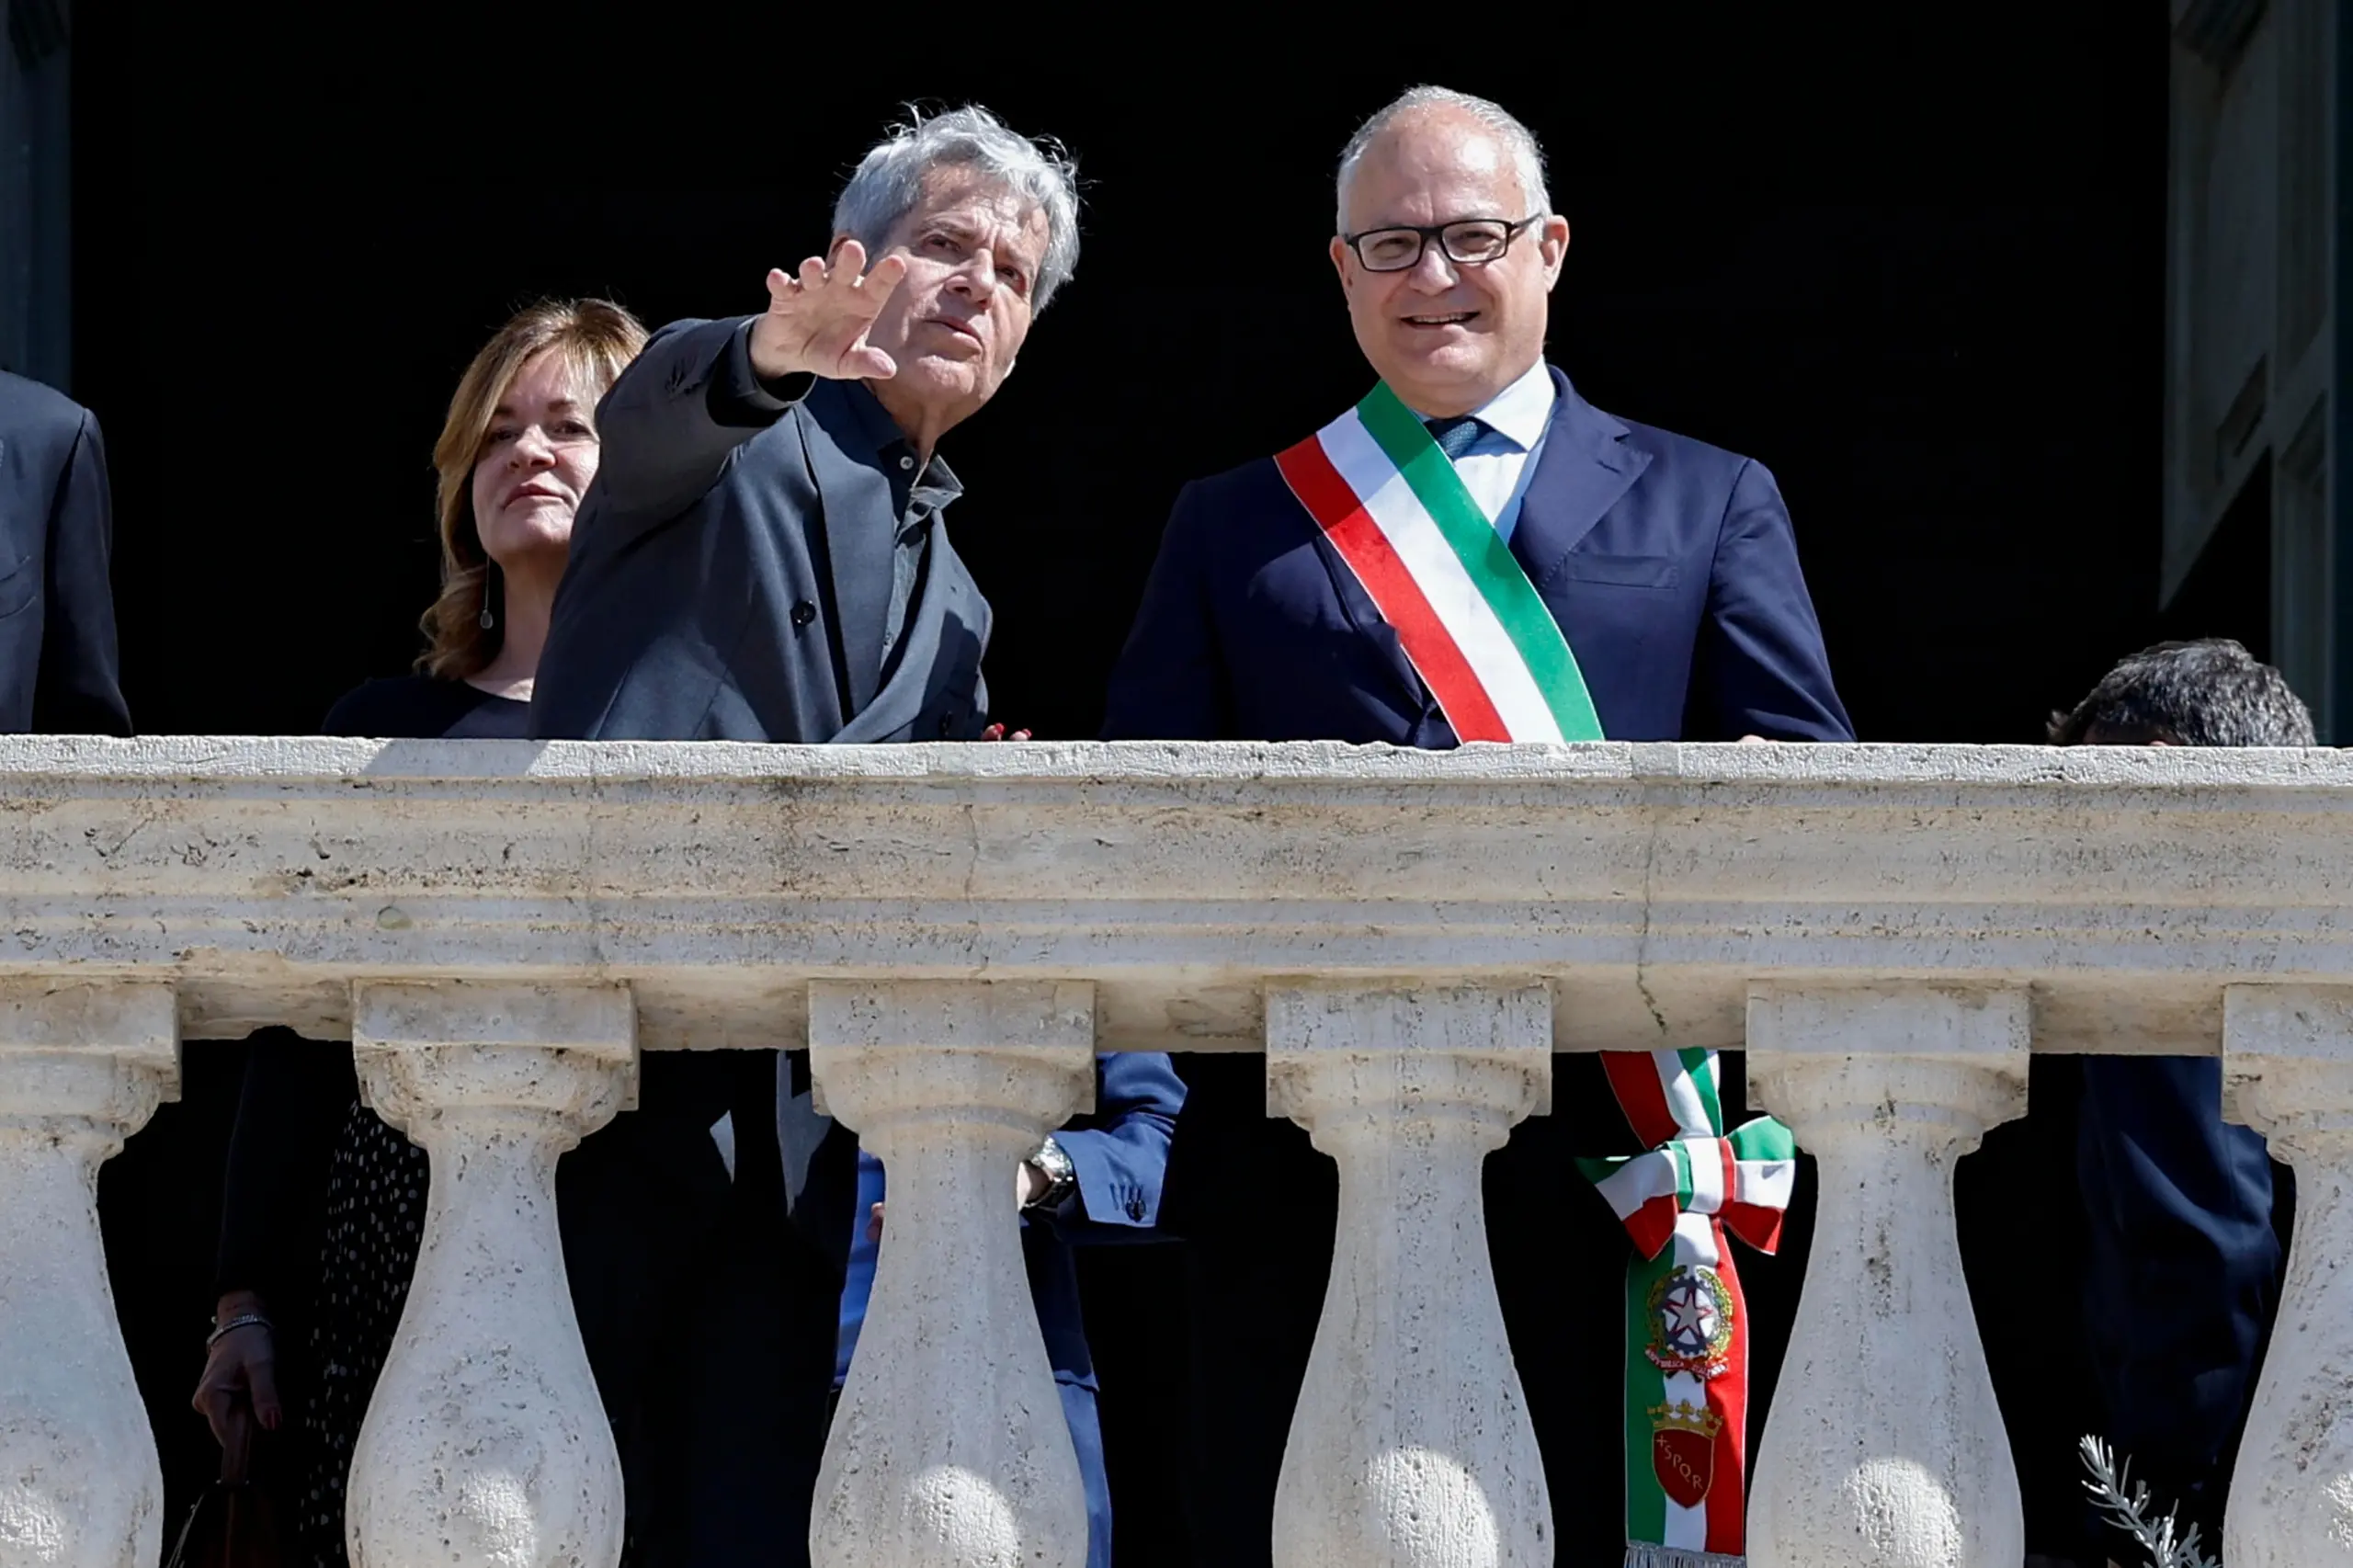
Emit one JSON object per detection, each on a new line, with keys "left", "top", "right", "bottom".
{"left": 478, "top": 571, "right": 495, "bottom": 631}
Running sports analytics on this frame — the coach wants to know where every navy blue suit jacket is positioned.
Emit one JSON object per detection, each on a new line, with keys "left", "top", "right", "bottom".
{"left": 1103, "top": 366, "right": 1850, "bottom": 745}
{"left": 1100, "top": 367, "right": 1849, "bottom": 1568}
{"left": 0, "top": 370, "right": 130, "bottom": 735}
{"left": 2077, "top": 1056, "right": 2284, "bottom": 1496}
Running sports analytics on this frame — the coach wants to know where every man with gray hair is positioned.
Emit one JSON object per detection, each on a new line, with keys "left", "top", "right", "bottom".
{"left": 535, "top": 102, "right": 1078, "bottom": 744}
{"left": 530, "top": 108, "right": 1181, "bottom": 1568}
{"left": 1105, "top": 84, "right": 1849, "bottom": 1567}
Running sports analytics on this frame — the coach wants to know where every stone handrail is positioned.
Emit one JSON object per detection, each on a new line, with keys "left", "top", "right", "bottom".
{"left": 0, "top": 737, "right": 2345, "bottom": 1568}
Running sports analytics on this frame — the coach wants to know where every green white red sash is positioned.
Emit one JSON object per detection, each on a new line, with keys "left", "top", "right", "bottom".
{"left": 1582, "top": 1051, "right": 1796, "bottom": 1568}
{"left": 1277, "top": 387, "right": 1783, "bottom": 1564}
{"left": 1274, "top": 381, "right": 1604, "bottom": 744}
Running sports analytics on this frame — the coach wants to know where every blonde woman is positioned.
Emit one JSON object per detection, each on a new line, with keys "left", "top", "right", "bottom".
{"left": 193, "top": 299, "right": 645, "bottom": 1566}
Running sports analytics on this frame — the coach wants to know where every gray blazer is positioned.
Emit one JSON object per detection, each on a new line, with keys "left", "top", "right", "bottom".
{"left": 531, "top": 316, "right": 992, "bottom": 744}
{"left": 0, "top": 369, "right": 129, "bottom": 734}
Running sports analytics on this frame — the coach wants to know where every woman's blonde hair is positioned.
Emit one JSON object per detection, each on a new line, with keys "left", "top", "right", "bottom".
{"left": 417, "top": 298, "right": 648, "bottom": 678}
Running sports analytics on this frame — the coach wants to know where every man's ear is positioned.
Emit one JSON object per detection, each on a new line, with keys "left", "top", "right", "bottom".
{"left": 1540, "top": 216, "right": 1571, "bottom": 289}
{"left": 1328, "top": 235, "right": 1354, "bottom": 294}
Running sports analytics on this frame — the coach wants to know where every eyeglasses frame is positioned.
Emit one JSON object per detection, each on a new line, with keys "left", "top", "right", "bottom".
{"left": 1339, "top": 214, "right": 1545, "bottom": 273}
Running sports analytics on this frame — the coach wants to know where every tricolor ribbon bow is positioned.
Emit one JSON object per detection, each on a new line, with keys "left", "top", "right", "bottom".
{"left": 1586, "top": 1051, "right": 1797, "bottom": 1566}
{"left": 1575, "top": 1116, "right": 1798, "bottom": 1261}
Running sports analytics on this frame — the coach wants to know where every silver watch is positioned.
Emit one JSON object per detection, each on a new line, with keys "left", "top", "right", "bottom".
{"left": 1024, "top": 1134, "right": 1076, "bottom": 1210}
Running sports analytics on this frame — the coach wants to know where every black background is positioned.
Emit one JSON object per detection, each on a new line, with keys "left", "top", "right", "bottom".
{"left": 81, "top": 7, "right": 2185, "bottom": 1562}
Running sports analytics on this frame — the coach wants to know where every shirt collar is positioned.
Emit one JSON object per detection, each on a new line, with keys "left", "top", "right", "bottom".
{"left": 1461, "top": 358, "right": 1556, "bottom": 452}
{"left": 817, "top": 378, "right": 964, "bottom": 503}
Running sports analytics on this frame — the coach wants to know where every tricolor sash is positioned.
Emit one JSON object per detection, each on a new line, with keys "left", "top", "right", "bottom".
{"left": 1584, "top": 1051, "right": 1795, "bottom": 1568}
{"left": 1275, "top": 382, "right": 1604, "bottom": 744}
{"left": 1277, "top": 387, "right": 1779, "bottom": 1565}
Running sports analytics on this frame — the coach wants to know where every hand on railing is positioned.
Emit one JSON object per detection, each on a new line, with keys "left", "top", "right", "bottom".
{"left": 190, "top": 1290, "right": 281, "bottom": 1449}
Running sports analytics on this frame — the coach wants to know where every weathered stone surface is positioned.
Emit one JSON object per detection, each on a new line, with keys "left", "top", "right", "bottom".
{"left": 345, "top": 982, "right": 634, "bottom": 1568}
{"left": 0, "top": 739, "right": 2347, "bottom": 1562}
{"left": 2222, "top": 984, "right": 2353, "bottom": 1566}
{"left": 1745, "top": 983, "right": 2029, "bottom": 1568}
{"left": 1267, "top": 983, "right": 1552, "bottom": 1568}
{"left": 809, "top": 980, "right": 1095, "bottom": 1568}
{"left": 0, "top": 980, "right": 176, "bottom": 1568}
{"left": 0, "top": 738, "right": 2343, "bottom": 1056}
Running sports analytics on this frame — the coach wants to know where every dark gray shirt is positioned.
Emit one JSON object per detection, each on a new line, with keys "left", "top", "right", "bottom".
{"left": 821, "top": 380, "right": 961, "bottom": 678}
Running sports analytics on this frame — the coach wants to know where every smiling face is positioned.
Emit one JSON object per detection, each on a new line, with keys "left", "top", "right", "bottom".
{"left": 857, "top": 164, "right": 1052, "bottom": 437}
{"left": 1331, "top": 107, "right": 1570, "bottom": 417}
{"left": 467, "top": 347, "right": 598, "bottom": 572}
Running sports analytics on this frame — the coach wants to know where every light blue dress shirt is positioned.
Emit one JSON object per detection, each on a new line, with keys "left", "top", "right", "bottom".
{"left": 1398, "top": 358, "right": 1556, "bottom": 543}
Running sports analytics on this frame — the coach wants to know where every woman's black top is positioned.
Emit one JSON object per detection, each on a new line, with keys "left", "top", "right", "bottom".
{"left": 211, "top": 676, "right": 528, "bottom": 1301}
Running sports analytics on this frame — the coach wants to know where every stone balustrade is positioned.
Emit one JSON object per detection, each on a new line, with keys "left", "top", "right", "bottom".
{"left": 0, "top": 735, "right": 2346, "bottom": 1568}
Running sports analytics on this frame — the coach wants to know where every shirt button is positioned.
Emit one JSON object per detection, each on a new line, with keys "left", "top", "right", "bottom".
{"left": 791, "top": 600, "right": 817, "bottom": 629}
{"left": 899, "top": 455, "right": 915, "bottom": 471}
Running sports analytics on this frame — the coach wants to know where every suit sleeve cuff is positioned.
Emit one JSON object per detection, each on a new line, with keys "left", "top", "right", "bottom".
{"left": 713, "top": 319, "right": 814, "bottom": 425}
{"left": 1053, "top": 1129, "right": 1157, "bottom": 1228}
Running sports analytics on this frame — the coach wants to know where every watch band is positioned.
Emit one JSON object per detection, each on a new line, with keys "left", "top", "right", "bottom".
{"left": 1024, "top": 1134, "right": 1077, "bottom": 1211}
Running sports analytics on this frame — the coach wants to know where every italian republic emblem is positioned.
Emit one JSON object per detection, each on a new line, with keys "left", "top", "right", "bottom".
{"left": 1644, "top": 1263, "right": 1735, "bottom": 1378}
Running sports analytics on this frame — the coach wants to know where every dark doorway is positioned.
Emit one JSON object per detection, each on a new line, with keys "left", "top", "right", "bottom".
{"left": 2160, "top": 454, "right": 2274, "bottom": 657}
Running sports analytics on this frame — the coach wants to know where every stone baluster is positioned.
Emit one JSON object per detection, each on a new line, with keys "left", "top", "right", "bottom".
{"left": 808, "top": 979, "right": 1096, "bottom": 1568}
{"left": 0, "top": 980, "right": 176, "bottom": 1568}
{"left": 1745, "top": 983, "right": 2028, "bottom": 1568}
{"left": 1265, "top": 983, "right": 1553, "bottom": 1568}
{"left": 2222, "top": 983, "right": 2353, "bottom": 1565}
{"left": 344, "top": 982, "right": 636, "bottom": 1568}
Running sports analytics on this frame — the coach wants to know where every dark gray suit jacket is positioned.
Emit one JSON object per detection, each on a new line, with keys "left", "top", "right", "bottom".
{"left": 0, "top": 369, "right": 130, "bottom": 734}
{"left": 530, "top": 316, "right": 991, "bottom": 744}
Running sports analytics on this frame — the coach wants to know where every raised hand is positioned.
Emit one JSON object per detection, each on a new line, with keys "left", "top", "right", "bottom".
{"left": 749, "top": 240, "right": 910, "bottom": 382}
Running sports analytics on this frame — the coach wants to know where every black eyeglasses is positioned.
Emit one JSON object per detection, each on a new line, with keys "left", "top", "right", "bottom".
{"left": 1342, "top": 215, "right": 1541, "bottom": 273}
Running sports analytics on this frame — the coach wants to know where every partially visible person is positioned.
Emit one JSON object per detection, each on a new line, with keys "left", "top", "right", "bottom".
{"left": 798, "top": 1050, "right": 1186, "bottom": 1568}
{"left": 2051, "top": 637, "right": 2313, "bottom": 1565}
{"left": 191, "top": 298, "right": 648, "bottom": 1568}
{"left": 525, "top": 108, "right": 1165, "bottom": 1568}
{"left": 0, "top": 368, "right": 131, "bottom": 733}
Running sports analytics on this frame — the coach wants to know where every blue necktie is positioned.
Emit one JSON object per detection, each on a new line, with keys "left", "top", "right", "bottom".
{"left": 1426, "top": 414, "right": 1488, "bottom": 461}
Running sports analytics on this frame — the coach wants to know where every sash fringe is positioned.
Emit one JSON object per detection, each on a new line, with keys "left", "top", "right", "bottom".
{"left": 1622, "top": 1547, "right": 1745, "bottom": 1568}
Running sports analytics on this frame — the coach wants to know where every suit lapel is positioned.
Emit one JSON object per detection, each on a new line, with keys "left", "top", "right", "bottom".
{"left": 803, "top": 382, "right": 896, "bottom": 717}
{"left": 1509, "top": 367, "right": 1654, "bottom": 590}
{"left": 829, "top": 515, "right": 961, "bottom": 744}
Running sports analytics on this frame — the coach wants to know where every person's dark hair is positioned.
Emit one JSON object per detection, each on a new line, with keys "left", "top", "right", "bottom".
{"left": 2047, "top": 639, "right": 2315, "bottom": 746}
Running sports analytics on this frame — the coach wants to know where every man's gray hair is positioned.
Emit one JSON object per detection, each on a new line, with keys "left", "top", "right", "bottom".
{"left": 833, "top": 105, "right": 1081, "bottom": 310}
{"left": 2048, "top": 639, "right": 2317, "bottom": 746}
{"left": 1336, "top": 85, "right": 1551, "bottom": 233}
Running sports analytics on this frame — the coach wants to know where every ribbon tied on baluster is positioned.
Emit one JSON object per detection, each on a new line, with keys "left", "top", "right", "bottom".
{"left": 1582, "top": 1049, "right": 1799, "bottom": 1568}
{"left": 1575, "top": 1116, "right": 1798, "bottom": 1263}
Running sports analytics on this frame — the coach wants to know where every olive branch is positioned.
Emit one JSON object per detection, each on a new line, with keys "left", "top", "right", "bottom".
{"left": 2079, "top": 1435, "right": 2222, "bottom": 1568}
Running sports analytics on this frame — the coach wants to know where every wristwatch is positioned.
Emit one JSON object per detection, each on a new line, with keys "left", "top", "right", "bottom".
{"left": 1023, "top": 1134, "right": 1076, "bottom": 1211}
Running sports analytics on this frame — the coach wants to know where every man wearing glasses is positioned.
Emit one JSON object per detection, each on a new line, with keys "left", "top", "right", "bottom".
{"left": 1103, "top": 86, "right": 1848, "bottom": 1566}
